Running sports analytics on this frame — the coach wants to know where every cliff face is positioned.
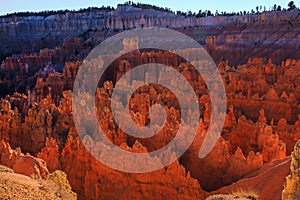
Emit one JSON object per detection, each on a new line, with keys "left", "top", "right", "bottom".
{"left": 0, "top": 5, "right": 299, "bottom": 65}
{"left": 282, "top": 140, "right": 300, "bottom": 199}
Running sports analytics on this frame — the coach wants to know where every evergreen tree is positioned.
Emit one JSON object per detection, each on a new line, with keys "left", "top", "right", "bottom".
{"left": 288, "top": 1, "right": 297, "bottom": 10}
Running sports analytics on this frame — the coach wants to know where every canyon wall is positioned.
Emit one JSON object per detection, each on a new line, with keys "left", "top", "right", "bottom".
{"left": 0, "top": 5, "right": 299, "bottom": 66}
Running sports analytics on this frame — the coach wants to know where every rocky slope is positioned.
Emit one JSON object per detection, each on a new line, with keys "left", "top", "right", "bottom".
{"left": 0, "top": 165, "right": 76, "bottom": 200}
{"left": 208, "top": 158, "right": 291, "bottom": 200}
{"left": 206, "top": 195, "right": 257, "bottom": 200}
{"left": 207, "top": 140, "right": 300, "bottom": 200}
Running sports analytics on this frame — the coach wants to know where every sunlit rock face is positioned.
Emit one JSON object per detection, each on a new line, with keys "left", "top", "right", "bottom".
{"left": 0, "top": 164, "right": 77, "bottom": 200}
{"left": 282, "top": 140, "right": 300, "bottom": 200}
{"left": 0, "top": 140, "right": 49, "bottom": 179}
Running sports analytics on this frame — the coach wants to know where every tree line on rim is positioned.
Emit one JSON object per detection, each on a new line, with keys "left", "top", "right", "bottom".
{"left": 1, "top": 1, "right": 298, "bottom": 18}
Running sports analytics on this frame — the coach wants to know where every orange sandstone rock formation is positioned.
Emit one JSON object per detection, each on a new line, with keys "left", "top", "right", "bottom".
{"left": 0, "top": 140, "right": 49, "bottom": 179}
{"left": 282, "top": 140, "right": 300, "bottom": 199}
